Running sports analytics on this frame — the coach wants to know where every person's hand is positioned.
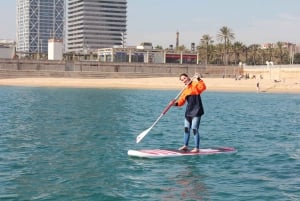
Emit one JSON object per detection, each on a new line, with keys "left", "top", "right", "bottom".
{"left": 194, "top": 73, "right": 201, "bottom": 79}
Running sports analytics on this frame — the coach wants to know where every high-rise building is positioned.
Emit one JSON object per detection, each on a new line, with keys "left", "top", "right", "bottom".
{"left": 16, "top": 0, "right": 64, "bottom": 54}
{"left": 66, "top": 0, "right": 127, "bottom": 53}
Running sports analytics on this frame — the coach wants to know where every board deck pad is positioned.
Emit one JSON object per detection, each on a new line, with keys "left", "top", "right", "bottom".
{"left": 128, "top": 147, "right": 236, "bottom": 158}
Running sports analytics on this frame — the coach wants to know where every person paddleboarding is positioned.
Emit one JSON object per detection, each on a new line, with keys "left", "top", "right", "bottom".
{"left": 173, "top": 73, "right": 206, "bottom": 153}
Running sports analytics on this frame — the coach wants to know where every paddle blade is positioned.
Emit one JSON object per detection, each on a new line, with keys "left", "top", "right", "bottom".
{"left": 136, "top": 127, "right": 152, "bottom": 143}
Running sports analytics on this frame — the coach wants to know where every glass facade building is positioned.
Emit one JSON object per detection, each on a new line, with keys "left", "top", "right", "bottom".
{"left": 66, "top": 0, "right": 127, "bottom": 53}
{"left": 16, "top": 0, "right": 64, "bottom": 54}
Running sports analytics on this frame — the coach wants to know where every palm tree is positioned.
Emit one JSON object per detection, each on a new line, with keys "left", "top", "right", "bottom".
{"left": 177, "top": 45, "right": 187, "bottom": 52}
{"left": 232, "top": 41, "right": 246, "bottom": 65}
{"left": 259, "top": 47, "right": 268, "bottom": 65}
{"left": 293, "top": 53, "right": 300, "bottom": 64}
{"left": 154, "top": 45, "right": 163, "bottom": 50}
{"left": 275, "top": 41, "right": 289, "bottom": 64}
{"left": 212, "top": 43, "right": 224, "bottom": 65}
{"left": 248, "top": 44, "right": 260, "bottom": 65}
{"left": 266, "top": 44, "right": 274, "bottom": 62}
{"left": 200, "top": 34, "right": 214, "bottom": 65}
{"left": 217, "top": 26, "right": 235, "bottom": 65}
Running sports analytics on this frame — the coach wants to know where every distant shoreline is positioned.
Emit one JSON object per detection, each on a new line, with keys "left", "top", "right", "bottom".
{"left": 0, "top": 77, "right": 299, "bottom": 94}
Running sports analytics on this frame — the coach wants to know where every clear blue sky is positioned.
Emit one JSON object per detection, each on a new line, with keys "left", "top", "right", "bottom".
{"left": 1, "top": 0, "right": 299, "bottom": 48}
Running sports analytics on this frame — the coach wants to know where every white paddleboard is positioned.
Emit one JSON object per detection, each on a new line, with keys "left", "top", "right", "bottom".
{"left": 128, "top": 147, "right": 236, "bottom": 158}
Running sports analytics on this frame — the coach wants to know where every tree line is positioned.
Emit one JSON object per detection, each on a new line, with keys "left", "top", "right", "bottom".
{"left": 156, "top": 26, "right": 300, "bottom": 65}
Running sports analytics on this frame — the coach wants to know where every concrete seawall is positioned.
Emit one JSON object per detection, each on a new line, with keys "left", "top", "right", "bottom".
{"left": 0, "top": 59, "right": 240, "bottom": 78}
{"left": 0, "top": 59, "right": 299, "bottom": 80}
{"left": 243, "top": 65, "right": 300, "bottom": 80}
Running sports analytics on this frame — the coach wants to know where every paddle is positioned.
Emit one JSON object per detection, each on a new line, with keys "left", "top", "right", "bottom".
{"left": 136, "top": 75, "right": 196, "bottom": 143}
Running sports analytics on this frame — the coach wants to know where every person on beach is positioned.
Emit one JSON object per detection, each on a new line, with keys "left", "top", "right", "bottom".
{"left": 173, "top": 73, "right": 206, "bottom": 152}
{"left": 256, "top": 82, "right": 260, "bottom": 92}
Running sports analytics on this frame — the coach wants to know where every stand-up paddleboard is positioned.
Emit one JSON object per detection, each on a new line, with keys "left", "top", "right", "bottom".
{"left": 128, "top": 147, "right": 236, "bottom": 158}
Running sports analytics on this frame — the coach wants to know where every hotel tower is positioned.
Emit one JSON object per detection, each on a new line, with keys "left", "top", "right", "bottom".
{"left": 66, "top": 0, "right": 127, "bottom": 53}
{"left": 16, "top": 0, "right": 64, "bottom": 54}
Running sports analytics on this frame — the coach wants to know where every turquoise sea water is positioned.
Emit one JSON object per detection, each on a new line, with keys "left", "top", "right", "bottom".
{"left": 0, "top": 87, "right": 299, "bottom": 201}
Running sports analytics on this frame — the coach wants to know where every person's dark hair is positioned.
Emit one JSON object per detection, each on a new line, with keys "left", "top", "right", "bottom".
{"left": 179, "top": 73, "right": 188, "bottom": 78}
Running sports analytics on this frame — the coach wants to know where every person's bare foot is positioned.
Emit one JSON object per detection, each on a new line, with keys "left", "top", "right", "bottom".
{"left": 178, "top": 145, "right": 188, "bottom": 151}
{"left": 190, "top": 148, "right": 200, "bottom": 153}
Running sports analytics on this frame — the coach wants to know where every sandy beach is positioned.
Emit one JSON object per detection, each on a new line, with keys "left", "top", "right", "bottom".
{"left": 0, "top": 77, "right": 299, "bottom": 93}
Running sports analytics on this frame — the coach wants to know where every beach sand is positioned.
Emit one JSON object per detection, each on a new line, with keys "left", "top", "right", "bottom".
{"left": 0, "top": 77, "right": 299, "bottom": 93}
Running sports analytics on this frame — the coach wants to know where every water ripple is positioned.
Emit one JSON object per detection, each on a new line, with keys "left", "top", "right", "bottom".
{"left": 0, "top": 88, "right": 299, "bottom": 201}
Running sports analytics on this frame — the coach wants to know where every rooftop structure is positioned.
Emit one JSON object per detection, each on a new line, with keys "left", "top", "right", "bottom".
{"left": 48, "top": 39, "right": 63, "bottom": 60}
{"left": 97, "top": 47, "right": 198, "bottom": 64}
{"left": 0, "top": 41, "right": 16, "bottom": 59}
